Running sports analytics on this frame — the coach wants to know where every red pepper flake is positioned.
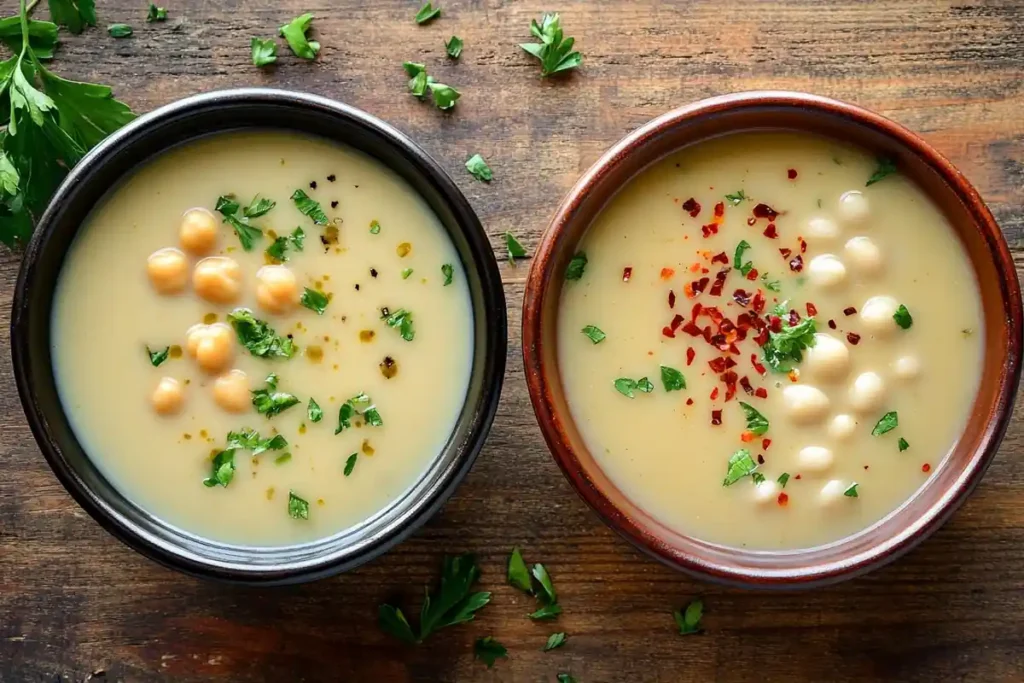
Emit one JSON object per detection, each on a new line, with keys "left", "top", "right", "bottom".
{"left": 681, "top": 321, "right": 702, "bottom": 337}
{"left": 709, "top": 268, "right": 729, "bottom": 297}
{"left": 668, "top": 290, "right": 676, "bottom": 308}
{"left": 799, "top": 237, "right": 808, "bottom": 253}
{"left": 922, "top": 463, "right": 931, "bottom": 473}
{"left": 789, "top": 254, "right": 804, "bottom": 272}
{"left": 806, "top": 302, "right": 818, "bottom": 317}
{"left": 762, "top": 224, "right": 778, "bottom": 239}
{"left": 787, "top": 310, "right": 801, "bottom": 327}
{"left": 708, "top": 358, "right": 728, "bottom": 373}
{"left": 751, "top": 291, "right": 766, "bottom": 314}
{"left": 787, "top": 370, "right": 799, "bottom": 383}
{"left": 691, "top": 303, "right": 703, "bottom": 320}
{"left": 711, "top": 252, "right": 729, "bottom": 265}
{"left": 700, "top": 223, "right": 719, "bottom": 238}
{"left": 670, "top": 314, "right": 685, "bottom": 331}
{"left": 843, "top": 306, "right": 857, "bottom": 316}
{"left": 847, "top": 332, "right": 861, "bottom": 345}
{"left": 769, "top": 316, "right": 783, "bottom": 333}
{"left": 756, "top": 453, "right": 765, "bottom": 464}
{"left": 662, "top": 326, "right": 676, "bottom": 339}
{"left": 754, "top": 387, "right": 768, "bottom": 398}
{"left": 691, "top": 277, "right": 710, "bottom": 296}
{"left": 779, "top": 247, "right": 792, "bottom": 259}
{"left": 682, "top": 198, "right": 701, "bottom": 217}
{"left": 685, "top": 398, "right": 694, "bottom": 406}
{"left": 739, "top": 376, "right": 754, "bottom": 395}
{"left": 864, "top": 465, "right": 870, "bottom": 470}
{"left": 740, "top": 431, "right": 755, "bottom": 443}
{"left": 622, "top": 267, "right": 633, "bottom": 282}
{"left": 828, "top": 319, "right": 837, "bottom": 330}
{"left": 777, "top": 492, "right": 789, "bottom": 506}
{"left": 752, "top": 203, "right": 779, "bottom": 220}
{"left": 709, "top": 387, "right": 719, "bottom": 400}
{"left": 686, "top": 347, "right": 696, "bottom": 366}
{"left": 733, "top": 289, "right": 752, "bottom": 307}
{"left": 794, "top": 474, "right": 802, "bottom": 480}
{"left": 721, "top": 371, "right": 738, "bottom": 402}
{"left": 762, "top": 438, "right": 771, "bottom": 450}
{"left": 711, "top": 409, "right": 722, "bottom": 425}
{"left": 660, "top": 267, "right": 675, "bottom": 280}
{"left": 713, "top": 202, "right": 725, "bottom": 218}
{"left": 688, "top": 262, "right": 702, "bottom": 273}
{"left": 787, "top": 168, "right": 798, "bottom": 180}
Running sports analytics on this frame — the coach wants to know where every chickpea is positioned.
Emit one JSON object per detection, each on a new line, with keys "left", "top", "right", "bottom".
{"left": 186, "top": 322, "right": 234, "bottom": 373}
{"left": 213, "top": 369, "right": 251, "bottom": 413}
{"left": 193, "top": 256, "right": 242, "bottom": 304}
{"left": 179, "top": 208, "right": 219, "bottom": 255}
{"left": 256, "top": 265, "right": 299, "bottom": 314}
{"left": 151, "top": 377, "right": 184, "bottom": 415}
{"left": 147, "top": 247, "right": 189, "bottom": 295}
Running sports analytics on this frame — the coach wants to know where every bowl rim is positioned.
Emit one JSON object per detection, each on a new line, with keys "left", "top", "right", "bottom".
{"left": 11, "top": 87, "right": 507, "bottom": 584}
{"left": 521, "top": 90, "right": 1024, "bottom": 588}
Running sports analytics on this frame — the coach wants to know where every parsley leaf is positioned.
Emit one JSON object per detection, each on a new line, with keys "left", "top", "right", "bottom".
{"left": 214, "top": 195, "right": 240, "bottom": 215}
{"left": 614, "top": 376, "right": 653, "bottom": 398}
{"left": 48, "top": 0, "right": 97, "bottom": 34}
{"left": 738, "top": 402, "right": 769, "bottom": 435}
{"left": 274, "top": 452, "right": 291, "bottom": 465}
{"left": 265, "top": 226, "right": 304, "bottom": 263}
{"left": 401, "top": 267, "right": 414, "bottom": 280}
{"left": 243, "top": 195, "right": 276, "bottom": 218}
{"left": 215, "top": 195, "right": 263, "bottom": 250}
{"left": 660, "top": 365, "right": 686, "bottom": 392}
{"left": 415, "top": 2, "right": 441, "bottom": 24}
{"left": 227, "top": 308, "right": 296, "bottom": 358}
{"left": 381, "top": 308, "right": 415, "bottom": 341}
{"left": 777, "top": 472, "right": 790, "bottom": 487}
{"left": 844, "top": 483, "right": 859, "bottom": 498}
{"left": 530, "top": 603, "right": 563, "bottom": 620}
{"left": 673, "top": 599, "right": 704, "bottom": 635}
{"left": 202, "top": 449, "right": 235, "bottom": 488}
{"left": 465, "top": 153, "right": 492, "bottom": 182}
{"left": 441, "top": 263, "right": 454, "bottom": 285}
{"left": 761, "top": 317, "right": 817, "bottom": 373}
{"left": 428, "top": 81, "right": 460, "bottom": 110}
{"left": 507, "top": 547, "right": 532, "bottom": 593}
{"left": 370, "top": 219, "right": 381, "bottom": 234}
{"left": 291, "top": 188, "right": 329, "bottom": 225}
{"left": 474, "top": 637, "right": 507, "bottom": 668}
{"left": 505, "top": 231, "right": 528, "bottom": 264}
{"left": 335, "top": 393, "right": 384, "bottom": 433}
{"left": 251, "top": 375, "right": 300, "bottom": 418}
{"left": 898, "top": 437, "right": 910, "bottom": 452}
{"left": 344, "top": 452, "right": 357, "bottom": 476}
{"left": 307, "top": 398, "right": 323, "bottom": 423}
{"left": 544, "top": 632, "right": 567, "bottom": 651}
{"left": 107, "top": 24, "right": 132, "bottom": 38}
{"left": 288, "top": 490, "right": 310, "bottom": 519}
{"left": 565, "top": 251, "right": 587, "bottom": 281}
{"left": 893, "top": 304, "right": 913, "bottom": 329}
{"left": 300, "top": 287, "right": 329, "bottom": 315}
{"left": 378, "top": 554, "right": 491, "bottom": 644}
{"left": 866, "top": 157, "right": 897, "bottom": 186}
{"left": 723, "top": 449, "right": 758, "bottom": 486}
{"left": 733, "top": 239, "right": 753, "bottom": 275}
{"left": 581, "top": 325, "right": 605, "bottom": 344}
{"left": 403, "top": 62, "right": 430, "bottom": 98}
{"left": 279, "top": 13, "right": 320, "bottom": 60}
{"left": 520, "top": 13, "right": 581, "bottom": 77}
{"left": 531, "top": 563, "right": 557, "bottom": 604}
{"left": 146, "top": 4, "right": 168, "bottom": 22}
{"left": 752, "top": 472, "right": 766, "bottom": 485}
{"left": 251, "top": 37, "right": 277, "bottom": 66}
{"left": 871, "top": 411, "right": 898, "bottom": 436}
{"left": 146, "top": 345, "right": 169, "bottom": 367}
{"left": 725, "top": 190, "right": 747, "bottom": 206}
{"left": 761, "top": 272, "right": 782, "bottom": 292}
{"left": 557, "top": 675, "right": 578, "bottom": 683}
{"left": 445, "top": 35, "right": 463, "bottom": 58}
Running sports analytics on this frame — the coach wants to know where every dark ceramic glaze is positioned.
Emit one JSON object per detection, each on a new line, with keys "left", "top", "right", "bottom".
{"left": 11, "top": 88, "right": 507, "bottom": 584}
{"left": 522, "top": 91, "right": 1023, "bottom": 588}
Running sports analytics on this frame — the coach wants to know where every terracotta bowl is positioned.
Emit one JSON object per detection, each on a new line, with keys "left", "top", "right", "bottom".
{"left": 522, "top": 91, "right": 1023, "bottom": 588}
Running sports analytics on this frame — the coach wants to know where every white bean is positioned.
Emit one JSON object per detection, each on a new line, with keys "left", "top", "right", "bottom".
{"left": 806, "top": 216, "right": 840, "bottom": 241}
{"left": 783, "top": 385, "right": 831, "bottom": 424}
{"left": 753, "top": 479, "right": 779, "bottom": 504}
{"left": 893, "top": 355, "right": 921, "bottom": 380}
{"left": 807, "top": 254, "right": 847, "bottom": 289}
{"left": 844, "top": 236, "right": 883, "bottom": 275}
{"left": 819, "top": 480, "right": 847, "bottom": 506}
{"left": 860, "top": 295, "right": 900, "bottom": 337}
{"left": 838, "top": 190, "right": 870, "bottom": 224}
{"left": 798, "top": 446, "right": 834, "bottom": 474}
{"left": 803, "top": 333, "right": 851, "bottom": 381}
{"left": 828, "top": 414, "right": 857, "bottom": 440}
{"left": 849, "top": 371, "right": 886, "bottom": 413}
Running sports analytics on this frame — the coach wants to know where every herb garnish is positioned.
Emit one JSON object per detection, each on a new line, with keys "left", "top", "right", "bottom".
{"left": 871, "top": 411, "right": 898, "bottom": 436}
{"left": 565, "top": 251, "right": 587, "bottom": 281}
{"left": 738, "top": 402, "right": 769, "bottom": 435}
{"left": 146, "top": 345, "right": 170, "bottom": 367}
{"left": 378, "top": 554, "right": 491, "bottom": 644}
{"left": 251, "top": 37, "right": 277, "bottom": 66}
{"left": 445, "top": 35, "right": 463, "bottom": 58}
{"left": 752, "top": 472, "right": 766, "bottom": 485}
{"left": 274, "top": 452, "right": 291, "bottom": 465}
{"left": 381, "top": 307, "right": 415, "bottom": 341}
{"left": 581, "top": 325, "right": 605, "bottom": 344}
{"left": 146, "top": 4, "right": 168, "bottom": 22}
{"left": 203, "top": 428, "right": 288, "bottom": 487}
{"left": 428, "top": 82, "right": 460, "bottom": 109}
{"left": 733, "top": 240, "right": 753, "bottom": 276}
{"left": 344, "top": 452, "right": 358, "bottom": 476}
{"left": 48, "top": 0, "right": 96, "bottom": 33}
{"left": 243, "top": 195, "right": 276, "bottom": 218}
{"left": 215, "top": 195, "right": 263, "bottom": 250}
{"left": 251, "top": 373, "right": 300, "bottom": 418}
{"left": 843, "top": 483, "right": 859, "bottom": 498}
{"left": 507, "top": 547, "right": 532, "bottom": 592}
{"left": 401, "top": 268, "right": 414, "bottom": 280}
{"left": 760, "top": 272, "right": 782, "bottom": 292}
{"left": 530, "top": 603, "right": 563, "bottom": 620}
{"left": 777, "top": 472, "right": 791, "bottom": 488}
{"left": 107, "top": 24, "right": 132, "bottom": 38}
{"left": 614, "top": 376, "right": 653, "bottom": 398}
{"left": 404, "top": 61, "right": 430, "bottom": 97}
{"left": 307, "top": 398, "right": 323, "bottom": 423}
{"left": 544, "top": 632, "right": 567, "bottom": 651}
{"left": 508, "top": 547, "right": 562, "bottom": 620}
{"left": 866, "top": 157, "right": 897, "bottom": 186}
{"left": 660, "top": 365, "right": 686, "bottom": 392}
{"left": 722, "top": 449, "right": 758, "bottom": 486}
{"left": 265, "top": 227, "right": 304, "bottom": 263}
{"left": 288, "top": 490, "right": 310, "bottom": 519}
{"left": 300, "top": 287, "right": 329, "bottom": 315}
{"left": 291, "top": 188, "right": 328, "bottom": 225}
{"left": 370, "top": 219, "right": 381, "bottom": 235}
{"left": 898, "top": 437, "right": 910, "bottom": 452}
{"left": 441, "top": 263, "right": 454, "bottom": 286}
{"left": 761, "top": 317, "right": 817, "bottom": 373}
{"left": 335, "top": 393, "right": 384, "bottom": 434}
{"left": 893, "top": 304, "right": 913, "bottom": 329}
{"left": 520, "top": 13, "right": 581, "bottom": 77}
{"left": 474, "top": 637, "right": 507, "bottom": 668}
{"left": 465, "top": 154, "right": 492, "bottom": 182}
{"left": 415, "top": 2, "right": 441, "bottom": 24}
{"left": 673, "top": 599, "right": 704, "bottom": 635}
{"left": 203, "top": 450, "right": 235, "bottom": 488}
{"left": 227, "top": 308, "right": 295, "bottom": 358}
{"left": 725, "top": 190, "right": 747, "bottom": 206}
{"left": 505, "top": 231, "right": 528, "bottom": 264}
{"left": 557, "top": 675, "right": 578, "bottom": 683}
{"left": 279, "top": 13, "right": 319, "bottom": 60}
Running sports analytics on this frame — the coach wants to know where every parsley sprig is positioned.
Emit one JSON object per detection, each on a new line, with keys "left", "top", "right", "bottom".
{"left": 520, "top": 13, "right": 582, "bottom": 77}
{"left": 761, "top": 317, "right": 817, "bottom": 373}
{"left": 507, "top": 547, "right": 563, "bottom": 620}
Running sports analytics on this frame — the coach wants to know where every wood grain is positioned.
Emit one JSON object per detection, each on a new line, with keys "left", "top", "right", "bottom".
{"left": 2, "top": 1, "right": 1024, "bottom": 681}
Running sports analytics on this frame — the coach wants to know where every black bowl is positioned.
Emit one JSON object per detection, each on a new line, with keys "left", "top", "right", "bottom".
{"left": 11, "top": 88, "right": 507, "bottom": 584}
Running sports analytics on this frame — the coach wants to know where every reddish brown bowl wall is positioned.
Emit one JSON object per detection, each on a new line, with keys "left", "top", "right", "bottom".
{"left": 522, "top": 91, "right": 1023, "bottom": 588}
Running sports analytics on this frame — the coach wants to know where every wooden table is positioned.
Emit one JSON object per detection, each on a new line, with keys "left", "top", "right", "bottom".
{"left": 3, "top": 1, "right": 1023, "bottom": 681}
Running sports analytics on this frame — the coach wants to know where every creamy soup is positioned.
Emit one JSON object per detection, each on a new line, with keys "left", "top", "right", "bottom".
{"left": 52, "top": 131, "right": 473, "bottom": 546}
{"left": 557, "top": 132, "right": 983, "bottom": 550}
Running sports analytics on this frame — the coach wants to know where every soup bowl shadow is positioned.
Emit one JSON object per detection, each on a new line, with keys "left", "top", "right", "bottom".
{"left": 522, "top": 91, "right": 1023, "bottom": 589}
{"left": 11, "top": 88, "right": 507, "bottom": 585}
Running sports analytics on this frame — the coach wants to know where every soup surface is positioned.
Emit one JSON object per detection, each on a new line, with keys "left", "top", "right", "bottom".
{"left": 557, "top": 131, "right": 983, "bottom": 549}
{"left": 52, "top": 131, "right": 473, "bottom": 546}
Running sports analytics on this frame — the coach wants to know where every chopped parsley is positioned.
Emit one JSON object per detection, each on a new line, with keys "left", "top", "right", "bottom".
{"left": 614, "top": 376, "right": 653, "bottom": 398}
{"left": 227, "top": 308, "right": 296, "bottom": 358}
{"left": 381, "top": 307, "right": 415, "bottom": 341}
{"left": 898, "top": 437, "right": 910, "bottom": 452}
{"left": 508, "top": 547, "right": 562, "bottom": 618}
{"left": 507, "top": 547, "right": 532, "bottom": 592}
{"left": 520, "top": 13, "right": 581, "bottom": 77}
{"left": 291, "top": 189, "right": 329, "bottom": 225}
{"left": 415, "top": 2, "right": 441, "bottom": 24}
{"left": 761, "top": 317, "right": 817, "bottom": 373}
{"left": 475, "top": 637, "right": 507, "bottom": 668}
{"left": 531, "top": 563, "right": 557, "bottom": 604}
{"left": 215, "top": 195, "right": 263, "bottom": 250}
{"left": 505, "top": 232, "right": 528, "bottom": 264}
{"left": 465, "top": 154, "right": 493, "bottom": 182}
{"left": 146, "top": 4, "right": 168, "bottom": 22}
{"left": 274, "top": 452, "right": 292, "bottom": 465}
{"left": 441, "top": 263, "right": 454, "bottom": 286}
{"left": 279, "top": 13, "right": 320, "bottom": 60}
{"left": 530, "top": 603, "right": 563, "bottom": 620}
{"left": 565, "top": 251, "right": 587, "bottom": 281}
{"left": 738, "top": 402, "right": 769, "bottom": 435}
{"left": 146, "top": 345, "right": 170, "bottom": 367}
{"left": 725, "top": 190, "right": 747, "bottom": 206}
{"left": 404, "top": 62, "right": 430, "bottom": 98}
{"left": 204, "top": 428, "right": 287, "bottom": 487}
{"left": 401, "top": 267, "right": 414, "bottom": 280}
{"left": 344, "top": 452, "right": 358, "bottom": 476}
{"left": 251, "top": 37, "right": 277, "bottom": 66}
{"left": 378, "top": 554, "right": 491, "bottom": 644}
{"left": 866, "top": 157, "right": 897, "bottom": 186}
{"left": 202, "top": 450, "right": 235, "bottom": 488}
{"left": 893, "top": 304, "right": 913, "bottom": 329}
{"left": 557, "top": 675, "right": 578, "bottom": 683}
{"left": 428, "top": 82, "right": 460, "bottom": 110}
{"left": 108, "top": 23, "right": 133, "bottom": 38}
{"left": 369, "top": 220, "right": 381, "bottom": 234}
{"left": 843, "top": 483, "right": 860, "bottom": 498}
{"left": 752, "top": 472, "right": 766, "bottom": 485}
{"left": 871, "top": 411, "right": 898, "bottom": 436}
{"left": 445, "top": 35, "right": 463, "bottom": 59}
{"left": 733, "top": 240, "right": 753, "bottom": 276}
{"left": 660, "top": 365, "right": 686, "bottom": 392}
{"left": 307, "top": 398, "right": 323, "bottom": 423}
{"left": 251, "top": 374, "right": 300, "bottom": 418}
{"left": 243, "top": 195, "right": 276, "bottom": 219}
{"left": 544, "top": 632, "right": 567, "bottom": 651}
{"left": 722, "top": 448, "right": 758, "bottom": 486}
{"left": 673, "top": 598, "right": 704, "bottom": 635}
{"left": 335, "top": 393, "right": 384, "bottom": 433}
{"left": 265, "top": 227, "right": 304, "bottom": 263}
{"left": 300, "top": 287, "right": 329, "bottom": 315}
{"left": 287, "top": 490, "right": 310, "bottom": 519}
{"left": 760, "top": 272, "right": 782, "bottom": 292}
{"left": 777, "top": 472, "right": 790, "bottom": 488}
{"left": 581, "top": 325, "right": 606, "bottom": 344}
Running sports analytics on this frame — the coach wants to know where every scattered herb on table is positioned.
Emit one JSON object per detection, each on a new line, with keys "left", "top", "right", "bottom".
{"left": 660, "top": 365, "right": 685, "bottom": 392}
{"left": 445, "top": 35, "right": 463, "bottom": 58}
{"left": 146, "top": 345, "right": 169, "bottom": 367}
{"left": 251, "top": 373, "right": 300, "bottom": 418}
{"left": 441, "top": 263, "right": 454, "bottom": 285}
{"left": 403, "top": 61, "right": 430, "bottom": 97}
{"left": 507, "top": 547, "right": 532, "bottom": 592}
{"left": 725, "top": 190, "right": 747, "bottom": 206}
{"left": 722, "top": 449, "right": 757, "bottom": 486}
{"left": 531, "top": 563, "right": 557, "bottom": 604}
{"left": 581, "top": 325, "right": 605, "bottom": 344}
{"left": 344, "top": 452, "right": 358, "bottom": 476}
{"left": 251, "top": 37, "right": 277, "bottom": 66}
{"left": 300, "top": 287, "right": 329, "bottom": 315}
{"left": 505, "top": 231, "right": 528, "bottom": 264}
{"left": 898, "top": 437, "right": 910, "bottom": 452}
{"left": 530, "top": 603, "right": 563, "bottom": 620}
{"left": 291, "top": 188, "right": 328, "bottom": 225}
{"left": 557, "top": 675, "right": 578, "bottom": 683}
{"left": 565, "top": 251, "right": 587, "bottom": 281}
{"left": 520, "top": 13, "right": 581, "bottom": 77}
{"left": 866, "top": 157, "right": 897, "bottom": 186}
{"left": 378, "top": 554, "right": 491, "bottom": 644}
{"left": 673, "top": 599, "right": 704, "bottom": 635}
{"left": 474, "top": 636, "right": 507, "bottom": 668}
{"left": 107, "top": 23, "right": 132, "bottom": 38}
{"left": 381, "top": 307, "right": 415, "bottom": 341}
{"left": 279, "top": 13, "right": 319, "bottom": 60}
{"left": 415, "top": 2, "right": 441, "bottom": 24}
{"left": 544, "top": 632, "right": 567, "bottom": 651}
{"left": 227, "top": 308, "right": 295, "bottom": 358}
{"left": 614, "top": 376, "right": 653, "bottom": 398}
{"left": 48, "top": 0, "right": 97, "bottom": 33}
{"left": 844, "top": 483, "right": 859, "bottom": 498}
{"left": 428, "top": 81, "right": 460, "bottom": 110}
{"left": 761, "top": 317, "right": 817, "bottom": 373}
{"left": 288, "top": 490, "right": 310, "bottom": 519}
{"left": 465, "top": 153, "right": 492, "bottom": 182}
{"left": 751, "top": 472, "right": 766, "bottom": 485}
{"left": 738, "top": 402, "right": 769, "bottom": 435}
{"left": 307, "top": 398, "right": 323, "bottom": 423}
{"left": 893, "top": 304, "right": 913, "bottom": 329}
{"left": 871, "top": 411, "right": 898, "bottom": 436}
{"left": 146, "top": 4, "right": 168, "bottom": 22}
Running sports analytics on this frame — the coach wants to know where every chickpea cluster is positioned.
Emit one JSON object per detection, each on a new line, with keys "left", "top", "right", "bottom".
{"left": 146, "top": 208, "right": 301, "bottom": 416}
